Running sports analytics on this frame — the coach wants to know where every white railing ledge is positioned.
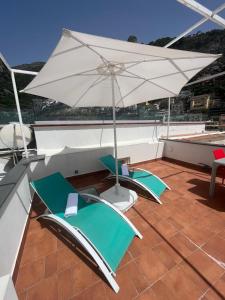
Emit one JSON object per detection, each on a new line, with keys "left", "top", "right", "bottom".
{"left": 37, "top": 139, "right": 163, "bottom": 156}
{"left": 34, "top": 120, "right": 161, "bottom": 126}
{"left": 0, "top": 275, "right": 18, "bottom": 300}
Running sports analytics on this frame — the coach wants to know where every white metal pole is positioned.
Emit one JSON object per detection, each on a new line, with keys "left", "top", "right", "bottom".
{"left": 11, "top": 68, "right": 38, "bottom": 76}
{"left": 165, "top": 3, "right": 225, "bottom": 48}
{"left": 167, "top": 97, "right": 171, "bottom": 139}
{"left": 0, "top": 53, "right": 11, "bottom": 71}
{"left": 111, "top": 73, "right": 119, "bottom": 187}
{"left": 165, "top": 18, "right": 208, "bottom": 48}
{"left": 185, "top": 71, "right": 225, "bottom": 87}
{"left": 177, "top": 0, "right": 225, "bottom": 28}
{"left": 10, "top": 70, "right": 29, "bottom": 158}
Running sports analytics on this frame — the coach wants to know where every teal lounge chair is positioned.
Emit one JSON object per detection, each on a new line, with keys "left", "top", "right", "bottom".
{"left": 99, "top": 155, "right": 170, "bottom": 204}
{"left": 31, "top": 172, "right": 142, "bottom": 293}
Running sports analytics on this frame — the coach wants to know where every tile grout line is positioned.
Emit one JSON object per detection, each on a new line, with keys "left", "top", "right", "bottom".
{"left": 68, "top": 255, "right": 140, "bottom": 299}
{"left": 19, "top": 256, "right": 79, "bottom": 296}
{"left": 198, "top": 268, "right": 225, "bottom": 300}
{"left": 180, "top": 231, "right": 225, "bottom": 270}
{"left": 132, "top": 202, "right": 225, "bottom": 299}
{"left": 15, "top": 162, "right": 225, "bottom": 299}
{"left": 132, "top": 255, "right": 183, "bottom": 300}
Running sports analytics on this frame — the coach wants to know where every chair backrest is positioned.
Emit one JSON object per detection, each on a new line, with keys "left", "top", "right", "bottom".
{"left": 31, "top": 172, "right": 87, "bottom": 214}
{"left": 99, "top": 154, "right": 122, "bottom": 175}
{"left": 213, "top": 148, "right": 225, "bottom": 160}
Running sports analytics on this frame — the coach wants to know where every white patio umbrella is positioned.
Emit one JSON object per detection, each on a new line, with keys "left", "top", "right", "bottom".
{"left": 22, "top": 29, "right": 220, "bottom": 208}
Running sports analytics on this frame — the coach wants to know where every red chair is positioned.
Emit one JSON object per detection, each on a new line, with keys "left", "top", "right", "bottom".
{"left": 213, "top": 148, "right": 225, "bottom": 184}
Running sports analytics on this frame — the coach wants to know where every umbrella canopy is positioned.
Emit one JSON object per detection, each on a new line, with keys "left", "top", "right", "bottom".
{"left": 23, "top": 29, "right": 220, "bottom": 107}
{"left": 23, "top": 29, "right": 220, "bottom": 208}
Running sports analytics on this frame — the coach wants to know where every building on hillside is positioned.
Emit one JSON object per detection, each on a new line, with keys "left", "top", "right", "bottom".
{"left": 190, "top": 94, "right": 221, "bottom": 112}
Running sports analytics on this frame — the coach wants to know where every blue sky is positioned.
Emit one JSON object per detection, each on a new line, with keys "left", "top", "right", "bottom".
{"left": 1, "top": 0, "right": 225, "bottom": 66}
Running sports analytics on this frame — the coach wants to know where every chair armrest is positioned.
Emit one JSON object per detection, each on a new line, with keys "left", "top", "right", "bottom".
{"left": 128, "top": 166, "right": 145, "bottom": 172}
{"left": 80, "top": 193, "right": 102, "bottom": 203}
{"left": 130, "top": 167, "right": 153, "bottom": 174}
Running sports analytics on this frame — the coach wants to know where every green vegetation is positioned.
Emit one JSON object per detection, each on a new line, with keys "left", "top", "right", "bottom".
{"left": 127, "top": 35, "right": 138, "bottom": 43}
{"left": 149, "top": 30, "right": 225, "bottom": 98}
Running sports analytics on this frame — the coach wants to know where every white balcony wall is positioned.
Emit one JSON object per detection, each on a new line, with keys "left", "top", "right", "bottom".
{"left": 158, "top": 123, "right": 205, "bottom": 137}
{"left": 29, "top": 141, "right": 165, "bottom": 180}
{"left": 163, "top": 139, "right": 225, "bottom": 167}
{"left": 0, "top": 275, "right": 18, "bottom": 300}
{"left": 0, "top": 171, "right": 32, "bottom": 278}
{"left": 34, "top": 121, "right": 205, "bottom": 156}
{"left": 30, "top": 121, "right": 205, "bottom": 179}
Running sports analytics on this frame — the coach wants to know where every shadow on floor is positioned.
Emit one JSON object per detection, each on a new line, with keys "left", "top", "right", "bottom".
{"left": 133, "top": 206, "right": 225, "bottom": 299}
{"left": 40, "top": 218, "right": 109, "bottom": 285}
{"left": 187, "top": 178, "right": 225, "bottom": 212}
{"left": 29, "top": 198, "right": 110, "bottom": 288}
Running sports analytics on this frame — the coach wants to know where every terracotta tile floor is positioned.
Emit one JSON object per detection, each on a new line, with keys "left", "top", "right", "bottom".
{"left": 15, "top": 159, "right": 225, "bottom": 300}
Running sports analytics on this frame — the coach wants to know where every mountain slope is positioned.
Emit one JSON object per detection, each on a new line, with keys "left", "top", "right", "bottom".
{"left": 0, "top": 62, "right": 44, "bottom": 108}
{"left": 149, "top": 29, "right": 225, "bottom": 76}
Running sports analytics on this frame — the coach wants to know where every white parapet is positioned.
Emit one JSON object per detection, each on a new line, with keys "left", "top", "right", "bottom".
{"left": 0, "top": 169, "right": 32, "bottom": 277}
{"left": 0, "top": 275, "right": 18, "bottom": 300}
{"left": 29, "top": 121, "right": 205, "bottom": 179}
{"left": 163, "top": 139, "right": 225, "bottom": 167}
{"left": 33, "top": 120, "right": 205, "bottom": 156}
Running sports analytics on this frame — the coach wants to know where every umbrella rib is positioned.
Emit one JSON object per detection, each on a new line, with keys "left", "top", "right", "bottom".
{"left": 68, "top": 33, "right": 110, "bottom": 65}
{"left": 115, "top": 80, "right": 147, "bottom": 107}
{"left": 114, "top": 69, "right": 177, "bottom": 106}
{"left": 23, "top": 67, "right": 101, "bottom": 91}
{"left": 120, "top": 65, "right": 202, "bottom": 82}
{"left": 124, "top": 69, "right": 177, "bottom": 96}
{"left": 89, "top": 44, "right": 218, "bottom": 60}
{"left": 90, "top": 44, "right": 165, "bottom": 59}
{"left": 123, "top": 60, "right": 149, "bottom": 71}
{"left": 72, "top": 75, "right": 108, "bottom": 107}
{"left": 112, "top": 58, "right": 167, "bottom": 67}
{"left": 168, "top": 59, "right": 189, "bottom": 81}
{"left": 52, "top": 45, "right": 85, "bottom": 58}
{"left": 116, "top": 73, "right": 142, "bottom": 79}
{"left": 114, "top": 76, "right": 125, "bottom": 108}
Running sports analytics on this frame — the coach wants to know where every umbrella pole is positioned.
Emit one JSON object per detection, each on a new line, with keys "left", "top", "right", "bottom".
{"left": 167, "top": 97, "right": 171, "bottom": 139}
{"left": 111, "top": 73, "right": 120, "bottom": 189}
{"left": 100, "top": 70, "right": 137, "bottom": 211}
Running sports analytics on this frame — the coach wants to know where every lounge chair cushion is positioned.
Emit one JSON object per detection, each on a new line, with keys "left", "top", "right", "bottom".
{"left": 57, "top": 203, "right": 135, "bottom": 272}
{"left": 31, "top": 172, "right": 89, "bottom": 214}
{"left": 100, "top": 154, "right": 123, "bottom": 175}
{"left": 99, "top": 155, "right": 167, "bottom": 199}
{"left": 129, "top": 170, "right": 166, "bottom": 199}
{"left": 31, "top": 172, "right": 135, "bottom": 272}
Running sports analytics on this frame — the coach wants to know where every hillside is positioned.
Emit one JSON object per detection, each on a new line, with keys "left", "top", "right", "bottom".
{"left": 149, "top": 29, "right": 225, "bottom": 77}
{"left": 149, "top": 30, "right": 225, "bottom": 98}
{"left": 1, "top": 29, "right": 225, "bottom": 109}
{"left": 0, "top": 62, "right": 44, "bottom": 108}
